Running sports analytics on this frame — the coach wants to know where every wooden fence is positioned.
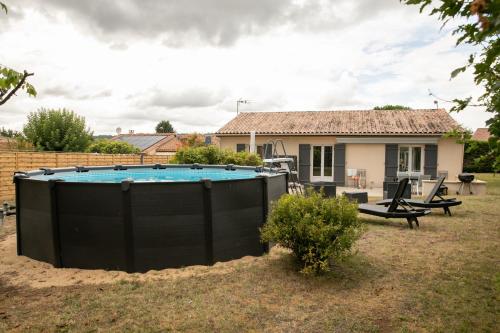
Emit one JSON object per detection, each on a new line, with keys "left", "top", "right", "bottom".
{"left": 0, "top": 151, "right": 172, "bottom": 202}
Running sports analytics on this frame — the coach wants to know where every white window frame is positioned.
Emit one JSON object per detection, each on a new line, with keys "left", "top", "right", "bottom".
{"left": 310, "top": 145, "right": 334, "bottom": 182}
{"left": 398, "top": 145, "right": 424, "bottom": 174}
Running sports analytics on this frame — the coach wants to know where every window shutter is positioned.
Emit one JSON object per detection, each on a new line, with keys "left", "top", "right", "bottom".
{"left": 424, "top": 144, "right": 438, "bottom": 178}
{"left": 334, "top": 143, "right": 345, "bottom": 186}
{"left": 236, "top": 144, "right": 246, "bottom": 152}
{"left": 298, "top": 144, "right": 311, "bottom": 183}
{"left": 385, "top": 144, "right": 398, "bottom": 178}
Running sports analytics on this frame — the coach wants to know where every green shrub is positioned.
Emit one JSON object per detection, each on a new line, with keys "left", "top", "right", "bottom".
{"left": 23, "top": 108, "right": 93, "bottom": 152}
{"left": 173, "top": 146, "right": 262, "bottom": 166}
{"left": 261, "top": 190, "right": 363, "bottom": 275}
{"left": 86, "top": 140, "right": 140, "bottom": 154}
{"left": 463, "top": 140, "right": 496, "bottom": 172}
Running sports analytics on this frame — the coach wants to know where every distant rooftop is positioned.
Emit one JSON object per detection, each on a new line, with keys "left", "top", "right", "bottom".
{"left": 216, "top": 109, "right": 460, "bottom": 136}
{"left": 472, "top": 128, "right": 491, "bottom": 142}
{"left": 112, "top": 133, "right": 172, "bottom": 150}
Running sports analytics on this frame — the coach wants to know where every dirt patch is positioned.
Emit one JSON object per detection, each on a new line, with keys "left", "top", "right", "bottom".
{"left": 0, "top": 216, "right": 278, "bottom": 289}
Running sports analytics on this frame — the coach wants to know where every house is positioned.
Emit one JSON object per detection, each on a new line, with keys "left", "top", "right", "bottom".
{"left": 216, "top": 108, "right": 464, "bottom": 187}
{"left": 112, "top": 133, "right": 180, "bottom": 155}
{"left": 472, "top": 128, "right": 491, "bottom": 142}
{"left": 112, "top": 133, "right": 220, "bottom": 155}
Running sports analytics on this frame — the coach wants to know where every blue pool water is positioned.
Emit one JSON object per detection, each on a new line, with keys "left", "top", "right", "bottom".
{"left": 31, "top": 167, "right": 261, "bottom": 183}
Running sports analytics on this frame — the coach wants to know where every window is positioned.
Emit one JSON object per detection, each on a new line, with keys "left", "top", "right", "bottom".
{"left": 398, "top": 146, "right": 422, "bottom": 173}
{"left": 311, "top": 145, "right": 334, "bottom": 181}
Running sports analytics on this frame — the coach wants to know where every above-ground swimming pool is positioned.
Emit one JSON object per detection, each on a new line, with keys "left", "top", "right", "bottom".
{"left": 14, "top": 164, "right": 288, "bottom": 272}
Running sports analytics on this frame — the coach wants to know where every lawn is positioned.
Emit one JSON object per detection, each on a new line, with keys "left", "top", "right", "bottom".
{"left": 0, "top": 174, "right": 498, "bottom": 332}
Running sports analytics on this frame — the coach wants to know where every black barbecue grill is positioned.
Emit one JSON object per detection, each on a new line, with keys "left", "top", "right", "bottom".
{"left": 457, "top": 173, "right": 474, "bottom": 195}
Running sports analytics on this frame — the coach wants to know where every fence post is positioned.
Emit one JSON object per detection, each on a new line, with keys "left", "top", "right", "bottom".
{"left": 201, "top": 179, "right": 214, "bottom": 265}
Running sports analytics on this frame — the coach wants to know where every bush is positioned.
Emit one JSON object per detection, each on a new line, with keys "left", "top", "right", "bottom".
{"left": 173, "top": 146, "right": 262, "bottom": 166}
{"left": 463, "top": 140, "right": 495, "bottom": 173}
{"left": 261, "top": 190, "right": 363, "bottom": 275}
{"left": 86, "top": 140, "right": 140, "bottom": 154}
{"left": 23, "top": 108, "right": 93, "bottom": 152}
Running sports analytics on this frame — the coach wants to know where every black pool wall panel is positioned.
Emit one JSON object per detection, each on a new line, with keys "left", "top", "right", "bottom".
{"left": 56, "top": 183, "right": 127, "bottom": 270}
{"left": 17, "top": 179, "right": 58, "bottom": 266}
{"left": 211, "top": 179, "right": 265, "bottom": 263}
{"left": 267, "top": 173, "right": 288, "bottom": 203}
{"left": 16, "top": 165, "right": 289, "bottom": 272}
{"left": 130, "top": 182, "right": 207, "bottom": 272}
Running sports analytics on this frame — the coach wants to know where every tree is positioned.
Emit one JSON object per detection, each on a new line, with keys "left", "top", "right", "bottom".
{"left": 23, "top": 108, "right": 93, "bottom": 152}
{"left": 86, "top": 140, "right": 140, "bottom": 154}
{"left": 0, "top": 127, "right": 22, "bottom": 138}
{"left": 0, "top": 2, "right": 37, "bottom": 106}
{"left": 373, "top": 105, "right": 412, "bottom": 110}
{"left": 402, "top": 0, "right": 499, "bottom": 169}
{"left": 155, "top": 120, "right": 174, "bottom": 133}
{"left": 182, "top": 133, "right": 205, "bottom": 147}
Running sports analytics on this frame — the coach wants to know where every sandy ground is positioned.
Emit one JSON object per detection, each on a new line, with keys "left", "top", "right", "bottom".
{"left": 0, "top": 216, "right": 278, "bottom": 289}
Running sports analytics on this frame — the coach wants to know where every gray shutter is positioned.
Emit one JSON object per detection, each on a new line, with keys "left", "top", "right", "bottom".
{"left": 236, "top": 144, "right": 246, "bottom": 152}
{"left": 385, "top": 144, "right": 398, "bottom": 178}
{"left": 298, "top": 144, "right": 310, "bottom": 183}
{"left": 424, "top": 144, "right": 438, "bottom": 178}
{"left": 263, "top": 144, "right": 273, "bottom": 159}
{"left": 334, "top": 143, "right": 345, "bottom": 186}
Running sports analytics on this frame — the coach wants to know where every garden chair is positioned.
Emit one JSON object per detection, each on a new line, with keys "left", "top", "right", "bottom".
{"left": 376, "top": 176, "right": 461, "bottom": 216}
{"left": 358, "top": 178, "right": 430, "bottom": 229}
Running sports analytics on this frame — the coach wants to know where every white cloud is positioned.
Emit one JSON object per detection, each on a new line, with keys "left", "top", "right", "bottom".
{"left": 0, "top": 1, "right": 491, "bottom": 135}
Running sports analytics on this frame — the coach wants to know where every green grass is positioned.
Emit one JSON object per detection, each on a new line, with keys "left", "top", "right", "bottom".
{"left": 0, "top": 174, "right": 499, "bottom": 332}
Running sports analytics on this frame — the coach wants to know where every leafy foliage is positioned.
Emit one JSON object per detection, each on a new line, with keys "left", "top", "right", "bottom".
{"left": 373, "top": 105, "right": 411, "bottom": 110}
{"left": 86, "top": 140, "right": 140, "bottom": 154}
{"left": 0, "top": 127, "right": 22, "bottom": 138}
{"left": 181, "top": 133, "right": 205, "bottom": 148}
{"left": 261, "top": 190, "right": 362, "bottom": 275}
{"left": 444, "top": 126, "right": 473, "bottom": 144}
{"left": 23, "top": 108, "right": 93, "bottom": 152}
{"left": 155, "top": 120, "right": 174, "bottom": 133}
{"left": 463, "top": 139, "right": 497, "bottom": 172}
{"left": 0, "top": 3, "right": 36, "bottom": 106}
{"left": 173, "top": 145, "right": 262, "bottom": 166}
{"left": 402, "top": 0, "right": 499, "bottom": 169}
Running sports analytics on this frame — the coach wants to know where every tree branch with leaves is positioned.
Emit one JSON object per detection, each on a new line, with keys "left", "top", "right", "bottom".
{"left": 403, "top": 0, "right": 499, "bottom": 169}
{"left": 0, "top": 2, "right": 37, "bottom": 106}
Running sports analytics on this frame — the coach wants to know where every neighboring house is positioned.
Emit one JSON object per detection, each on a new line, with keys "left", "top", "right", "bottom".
{"left": 112, "top": 133, "right": 180, "bottom": 155}
{"left": 216, "top": 108, "right": 464, "bottom": 187}
{"left": 472, "top": 128, "right": 491, "bottom": 142}
{"left": 112, "top": 133, "right": 219, "bottom": 155}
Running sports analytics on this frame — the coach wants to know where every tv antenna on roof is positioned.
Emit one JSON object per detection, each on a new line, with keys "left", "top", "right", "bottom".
{"left": 236, "top": 98, "right": 252, "bottom": 115}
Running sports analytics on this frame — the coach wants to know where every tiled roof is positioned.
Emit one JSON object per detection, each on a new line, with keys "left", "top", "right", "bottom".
{"left": 216, "top": 109, "right": 459, "bottom": 136}
{"left": 472, "top": 128, "right": 491, "bottom": 142}
{"left": 156, "top": 136, "right": 181, "bottom": 152}
{"left": 113, "top": 134, "right": 170, "bottom": 150}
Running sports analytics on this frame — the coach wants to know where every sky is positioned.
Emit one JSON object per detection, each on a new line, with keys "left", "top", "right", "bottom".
{"left": 0, "top": 0, "right": 491, "bottom": 135}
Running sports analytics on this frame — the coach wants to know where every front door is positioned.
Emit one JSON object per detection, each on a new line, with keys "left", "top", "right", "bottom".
{"left": 311, "top": 145, "right": 333, "bottom": 182}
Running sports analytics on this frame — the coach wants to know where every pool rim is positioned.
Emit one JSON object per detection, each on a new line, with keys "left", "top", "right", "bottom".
{"left": 14, "top": 163, "right": 284, "bottom": 184}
